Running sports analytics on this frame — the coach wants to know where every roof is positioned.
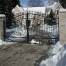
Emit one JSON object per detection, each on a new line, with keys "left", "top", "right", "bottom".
{"left": 12, "top": 5, "right": 23, "bottom": 13}
{"left": 23, "top": 7, "right": 46, "bottom": 14}
{"left": 51, "top": 2, "right": 57, "bottom": 10}
{"left": 46, "top": 2, "right": 63, "bottom": 14}
{"left": 59, "top": 8, "right": 66, "bottom": 12}
{"left": 51, "top": 2, "right": 62, "bottom": 11}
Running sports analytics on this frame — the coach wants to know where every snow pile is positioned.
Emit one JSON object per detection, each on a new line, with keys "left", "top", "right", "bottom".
{"left": 10, "top": 27, "right": 27, "bottom": 37}
{"left": 47, "top": 41, "right": 62, "bottom": 55}
{"left": 6, "top": 26, "right": 35, "bottom": 41}
{"left": 0, "top": 39, "right": 17, "bottom": 45}
{"left": 40, "top": 42, "right": 66, "bottom": 66}
{"left": 40, "top": 24, "right": 58, "bottom": 38}
{"left": 6, "top": 26, "right": 27, "bottom": 41}
{"left": 30, "top": 39, "right": 41, "bottom": 44}
{"left": 6, "top": 26, "right": 27, "bottom": 37}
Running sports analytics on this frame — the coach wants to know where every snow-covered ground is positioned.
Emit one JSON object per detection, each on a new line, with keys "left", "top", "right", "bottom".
{"left": 0, "top": 24, "right": 58, "bottom": 44}
{"left": 7, "top": 25, "right": 58, "bottom": 39}
{"left": 6, "top": 26, "right": 27, "bottom": 41}
{"left": 0, "top": 39, "right": 17, "bottom": 45}
{"left": 40, "top": 41, "right": 66, "bottom": 66}
{"left": 6, "top": 24, "right": 58, "bottom": 42}
{"left": 6, "top": 26, "right": 27, "bottom": 37}
{"left": 30, "top": 39, "right": 41, "bottom": 44}
{"left": 6, "top": 26, "right": 35, "bottom": 41}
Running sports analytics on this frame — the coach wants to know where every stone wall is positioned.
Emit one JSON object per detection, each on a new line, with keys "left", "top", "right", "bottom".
{"left": 59, "top": 9, "right": 66, "bottom": 44}
{"left": 0, "top": 14, "right": 6, "bottom": 40}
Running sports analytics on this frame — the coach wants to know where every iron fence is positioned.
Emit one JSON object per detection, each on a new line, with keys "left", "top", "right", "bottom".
{"left": 3, "top": 12, "right": 59, "bottom": 44}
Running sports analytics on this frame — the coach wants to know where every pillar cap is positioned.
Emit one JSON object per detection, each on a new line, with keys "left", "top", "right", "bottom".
{"left": 0, "top": 14, "right": 5, "bottom": 17}
{"left": 59, "top": 8, "right": 66, "bottom": 13}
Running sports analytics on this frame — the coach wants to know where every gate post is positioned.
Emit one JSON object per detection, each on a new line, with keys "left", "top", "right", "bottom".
{"left": 0, "top": 14, "right": 6, "bottom": 41}
{"left": 59, "top": 9, "right": 66, "bottom": 44}
{"left": 3, "top": 20, "right": 6, "bottom": 41}
{"left": 57, "top": 9, "right": 59, "bottom": 41}
{"left": 26, "top": 12, "right": 30, "bottom": 43}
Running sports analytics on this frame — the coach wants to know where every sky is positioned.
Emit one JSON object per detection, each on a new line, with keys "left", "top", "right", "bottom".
{"left": 20, "top": 0, "right": 47, "bottom": 4}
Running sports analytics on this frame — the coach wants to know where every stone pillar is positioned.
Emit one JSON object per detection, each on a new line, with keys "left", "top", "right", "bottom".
{"left": 59, "top": 9, "right": 66, "bottom": 44}
{"left": 0, "top": 14, "right": 6, "bottom": 40}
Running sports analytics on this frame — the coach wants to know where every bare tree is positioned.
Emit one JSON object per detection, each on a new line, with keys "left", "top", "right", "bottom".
{"left": 27, "top": 0, "right": 44, "bottom": 7}
{"left": 47, "top": 0, "right": 59, "bottom": 6}
{"left": 48, "top": 0, "right": 59, "bottom": 2}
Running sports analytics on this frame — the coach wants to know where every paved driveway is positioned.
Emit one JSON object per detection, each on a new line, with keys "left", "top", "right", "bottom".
{"left": 0, "top": 43, "right": 50, "bottom": 66}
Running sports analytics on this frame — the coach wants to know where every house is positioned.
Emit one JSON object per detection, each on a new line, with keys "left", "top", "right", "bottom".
{"left": 12, "top": 5, "right": 24, "bottom": 26}
{"left": 12, "top": 5, "right": 46, "bottom": 27}
{"left": 46, "top": 2, "right": 63, "bottom": 15}
{"left": 12, "top": 5, "right": 23, "bottom": 14}
{"left": 11, "top": 2, "right": 62, "bottom": 27}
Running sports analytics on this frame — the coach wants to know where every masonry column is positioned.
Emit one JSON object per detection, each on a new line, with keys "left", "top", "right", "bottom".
{"left": 0, "top": 14, "right": 6, "bottom": 41}
{"left": 59, "top": 9, "right": 66, "bottom": 44}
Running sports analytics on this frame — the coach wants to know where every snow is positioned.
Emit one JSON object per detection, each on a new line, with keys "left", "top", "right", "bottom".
{"left": 7, "top": 26, "right": 27, "bottom": 37}
{"left": 12, "top": 9, "right": 14, "bottom": 12}
{"left": 23, "top": 7, "right": 46, "bottom": 14}
{"left": 0, "top": 14, "right": 5, "bottom": 17}
{"left": 6, "top": 26, "right": 27, "bottom": 41}
{"left": 6, "top": 26, "right": 35, "bottom": 41}
{"left": 0, "top": 39, "right": 16, "bottom": 45}
{"left": 59, "top": 8, "right": 66, "bottom": 12}
{"left": 47, "top": 41, "right": 62, "bottom": 55}
{"left": 40, "top": 41, "right": 66, "bottom": 66}
{"left": 0, "top": 24, "right": 58, "bottom": 45}
{"left": 47, "top": 6, "right": 51, "bottom": 8}
{"left": 23, "top": 8, "right": 27, "bottom": 11}
{"left": 30, "top": 39, "right": 41, "bottom": 44}
{"left": 51, "top": 2, "right": 57, "bottom": 11}
{"left": 12, "top": 5, "right": 46, "bottom": 14}
{"left": 0, "top": 26, "right": 40, "bottom": 45}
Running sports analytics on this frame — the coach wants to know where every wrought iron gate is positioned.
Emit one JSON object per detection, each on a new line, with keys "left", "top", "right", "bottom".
{"left": 3, "top": 12, "right": 59, "bottom": 44}
{"left": 27, "top": 12, "right": 59, "bottom": 44}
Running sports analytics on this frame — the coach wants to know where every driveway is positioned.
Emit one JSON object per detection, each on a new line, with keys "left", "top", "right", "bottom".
{"left": 0, "top": 43, "right": 50, "bottom": 66}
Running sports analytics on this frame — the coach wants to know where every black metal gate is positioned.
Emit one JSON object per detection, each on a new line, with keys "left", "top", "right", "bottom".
{"left": 27, "top": 12, "right": 59, "bottom": 44}
{"left": 3, "top": 12, "right": 59, "bottom": 44}
{"left": 3, "top": 13, "right": 28, "bottom": 43}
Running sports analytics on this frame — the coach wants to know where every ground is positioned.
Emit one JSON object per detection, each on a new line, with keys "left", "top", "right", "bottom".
{"left": 0, "top": 43, "right": 50, "bottom": 66}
